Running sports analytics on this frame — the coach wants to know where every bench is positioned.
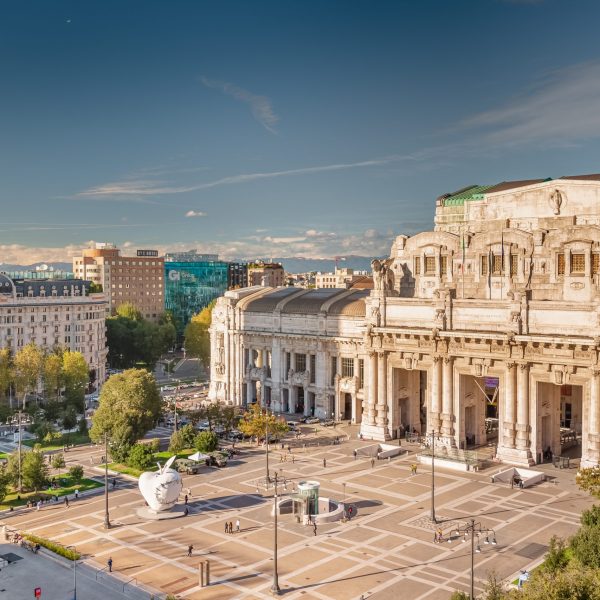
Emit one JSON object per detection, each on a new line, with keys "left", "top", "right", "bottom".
{"left": 553, "top": 455, "right": 570, "bottom": 469}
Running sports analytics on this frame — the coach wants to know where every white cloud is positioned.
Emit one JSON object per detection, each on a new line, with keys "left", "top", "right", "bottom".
{"left": 201, "top": 77, "right": 279, "bottom": 133}
{"left": 185, "top": 210, "right": 206, "bottom": 218}
{"left": 460, "top": 60, "right": 600, "bottom": 145}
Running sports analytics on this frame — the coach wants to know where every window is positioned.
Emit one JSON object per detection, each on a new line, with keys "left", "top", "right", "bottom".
{"left": 440, "top": 256, "right": 448, "bottom": 276}
{"left": 359, "top": 359, "right": 364, "bottom": 388}
{"left": 510, "top": 254, "right": 519, "bottom": 276}
{"left": 492, "top": 254, "right": 502, "bottom": 275}
{"left": 424, "top": 256, "right": 436, "bottom": 275}
{"left": 285, "top": 352, "right": 291, "bottom": 377}
{"left": 481, "top": 256, "right": 488, "bottom": 276}
{"left": 341, "top": 357, "right": 354, "bottom": 378}
{"left": 295, "top": 353, "right": 306, "bottom": 372}
{"left": 571, "top": 253, "right": 585, "bottom": 274}
{"left": 593, "top": 254, "right": 600, "bottom": 274}
{"left": 414, "top": 256, "right": 421, "bottom": 275}
{"left": 310, "top": 354, "right": 316, "bottom": 384}
{"left": 558, "top": 253, "right": 565, "bottom": 275}
{"left": 331, "top": 356, "right": 337, "bottom": 386}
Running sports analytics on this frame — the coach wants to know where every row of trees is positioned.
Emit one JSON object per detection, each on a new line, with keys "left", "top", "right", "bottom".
{"left": 0, "top": 343, "right": 89, "bottom": 411}
{"left": 183, "top": 300, "right": 215, "bottom": 367}
{"left": 106, "top": 304, "right": 176, "bottom": 370}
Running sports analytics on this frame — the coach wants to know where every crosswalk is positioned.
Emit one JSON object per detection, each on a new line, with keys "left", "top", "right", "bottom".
{"left": 144, "top": 425, "right": 173, "bottom": 439}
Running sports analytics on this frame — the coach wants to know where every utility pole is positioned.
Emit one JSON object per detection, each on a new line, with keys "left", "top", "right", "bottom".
{"left": 103, "top": 432, "right": 111, "bottom": 529}
{"left": 470, "top": 518, "right": 475, "bottom": 600}
{"left": 430, "top": 429, "right": 436, "bottom": 524}
{"left": 265, "top": 415, "right": 270, "bottom": 483}
{"left": 271, "top": 472, "right": 280, "bottom": 596}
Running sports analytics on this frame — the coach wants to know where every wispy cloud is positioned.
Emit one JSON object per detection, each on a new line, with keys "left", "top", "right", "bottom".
{"left": 76, "top": 156, "right": 402, "bottom": 199}
{"left": 201, "top": 76, "right": 279, "bottom": 133}
{"left": 459, "top": 60, "right": 600, "bottom": 145}
{"left": 185, "top": 210, "right": 206, "bottom": 218}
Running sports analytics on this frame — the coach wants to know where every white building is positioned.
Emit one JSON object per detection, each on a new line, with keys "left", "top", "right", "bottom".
{"left": 315, "top": 267, "right": 368, "bottom": 289}
{"left": 210, "top": 174, "right": 600, "bottom": 467}
{"left": 0, "top": 274, "right": 108, "bottom": 385}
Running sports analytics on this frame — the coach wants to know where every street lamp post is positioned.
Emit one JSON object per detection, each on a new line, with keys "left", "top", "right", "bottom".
{"left": 67, "top": 546, "right": 77, "bottom": 600}
{"left": 8, "top": 411, "right": 32, "bottom": 493}
{"left": 271, "top": 472, "right": 281, "bottom": 596}
{"left": 429, "top": 429, "right": 437, "bottom": 524}
{"left": 450, "top": 518, "right": 497, "bottom": 600}
{"left": 265, "top": 416, "right": 270, "bottom": 483}
{"left": 103, "top": 432, "right": 111, "bottom": 529}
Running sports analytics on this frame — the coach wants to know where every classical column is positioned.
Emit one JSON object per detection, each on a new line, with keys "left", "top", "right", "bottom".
{"left": 429, "top": 355, "right": 442, "bottom": 434}
{"left": 246, "top": 379, "right": 253, "bottom": 406}
{"left": 441, "top": 356, "right": 454, "bottom": 439}
{"left": 588, "top": 369, "right": 600, "bottom": 463}
{"left": 367, "top": 351, "right": 377, "bottom": 426}
{"left": 515, "top": 363, "right": 530, "bottom": 450}
{"left": 503, "top": 362, "right": 516, "bottom": 448}
{"left": 376, "top": 352, "right": 387, "bottom": 426}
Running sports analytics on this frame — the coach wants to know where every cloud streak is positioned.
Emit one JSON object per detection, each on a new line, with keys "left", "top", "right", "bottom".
{"left": 185, "top": 210, "right": 206, "bottom": 218}
{"left": 201, "top": 77, "right": 279, "bottom": 133}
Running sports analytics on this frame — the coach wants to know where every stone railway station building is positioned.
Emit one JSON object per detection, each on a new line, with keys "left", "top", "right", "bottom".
{"left": 209, "top": 175, "right": 600, "bottom": 467}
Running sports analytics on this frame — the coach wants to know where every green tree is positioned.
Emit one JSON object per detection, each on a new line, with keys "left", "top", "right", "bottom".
{"left": 0, "top": 466, "right": 10, "bottom": 503}
{"left": 542, "top": 536, "right": 569, "bottom": 573}
{"left": 90, "top": 369, "right": 161, "bottom": 462}
{"left": 78, "top": 417, "right": 88, "bottom": 435}
{"left": 68, "top": 464, "right": 84, "bottom": 481}
{"left": 13, "top": 343, "right": 44, "bottom": 408}
{"left": 0, "top": 348, "right": 13, "bottom": 403}
{"left": 183, "top": 300, "right": 216, "bottom": 366}
{"left": 43, "top": 350, "right": 64, "bottom": 402}
{"left": 127, "top": 444, "right": 155, "bottom": 470}
{"left": 571, "top": 506, "right": 600, "bottom": 568}
{"left": 22, "top": 450, "right": 49, "bottom": 491}
{"left": 88, "top": 282, "right": 103, "bottom": 293}
{"left": 194, "top": 430, "right": 218, "bottom": 453}
{"left": 238, "top": 403, "right": 288, "bottom": 444}
{"left": 34, "top": 420, "right": 56, "bottom": 443}
{"left": 481, "top": 572, "right": 505, "bottom": 600}
{"left": 62, "top": 351, "right": 88, "bottom": 410}
{"left": 576, "top": 466, "right": 600, "bottom": 498}
{"left": 449, "top": 592, "right": 469, "bottom": 600}
{"left": 51, "top": 454, "right": 66, "bottom": 475}
{"left": 168, "top": 429, "right": 186, "bottom": 453}
{"left": 116, "top": 302, "right": 143, "bottom": 321}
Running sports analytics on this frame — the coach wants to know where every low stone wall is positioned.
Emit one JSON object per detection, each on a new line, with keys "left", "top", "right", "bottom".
{"left": 491, "top": 467, "right": 545, "bottom": 488}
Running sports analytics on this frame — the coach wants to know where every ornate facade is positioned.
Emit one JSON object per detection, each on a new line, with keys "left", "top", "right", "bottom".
{"left": 210, "top": 175, "right": 600, "bottom": 467}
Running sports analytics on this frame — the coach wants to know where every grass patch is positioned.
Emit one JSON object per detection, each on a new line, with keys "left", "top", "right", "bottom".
{"left": 22, "top": 533, "right": 80, "bottom": 560}
{"left": 108, "top": 449, "right": 196, "bottom": 478}
{"left": 23, "top": 432, "right": 91, "bottom": 451}
{"left": 0, "top": 476, "right": 102, "bottom": 510}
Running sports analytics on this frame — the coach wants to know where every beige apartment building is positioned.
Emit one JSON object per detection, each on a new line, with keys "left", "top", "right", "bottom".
{"left": 247, "top": 262, "right": 285, "bottom": 287}
{"left": 73, "top": 243, "right": 164, "bottom": 321}
{"left": 315, "top": 267, "right": 369, "bottom": 289}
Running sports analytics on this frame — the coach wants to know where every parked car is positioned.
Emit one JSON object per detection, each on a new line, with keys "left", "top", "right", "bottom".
{"left": 305, "top": 417, "right": 320, "bottom": 424}
{"left": 208, "top": 452, "right": 228, "bottom": 468}
{"left": 322, "top": 419, "right": 336, "bottom": 427}
{"left": 175, "top": 459, "right": 204, "bottom": 475}
{"left": 287, "top": 421, "right": 300, "bottom": 430}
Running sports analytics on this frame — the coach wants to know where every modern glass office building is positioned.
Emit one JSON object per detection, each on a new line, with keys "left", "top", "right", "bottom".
{"left": 164, "top": 252, "right": 229, "bottom": 332}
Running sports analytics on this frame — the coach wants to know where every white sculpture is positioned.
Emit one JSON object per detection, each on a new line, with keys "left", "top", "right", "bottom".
{"left": 138, "top": 456, "right": 183, "bottom": 513}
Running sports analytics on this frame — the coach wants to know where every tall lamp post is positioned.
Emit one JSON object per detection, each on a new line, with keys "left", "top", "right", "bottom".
{"left": 271, "top": 472, "right": 281, "bottom": 596}
{"left": 67, "top": 546, "right": 78, "bottom": 600}
{"left": 449, "top": 518, "right": 497, "bottom": 600}
{"left": 265, "top": 415, "right": 271, "bottom": 483}
{"left": 429, "top": 429, "right": 437, "bottom": 524}
{"left": 8, "top": 411, "right": 32, "bottom": 493}
{"left": 103, "top": 432, "right": 111, "bottom": 529}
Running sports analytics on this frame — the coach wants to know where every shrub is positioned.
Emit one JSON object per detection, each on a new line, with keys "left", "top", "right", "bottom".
{"left": 168, "top": 429, "right": 185, "bottom": 453}
{"left": 194, "top": 430, "right": 218, "bottom": 453}
{"left": 68, "top": 465, "right": 84, "bottom": 481}
{"left": 180, "top": 424, "right": 197, "bottom": 449}
{"left": 542, "top": 536, "right": 569, "bottom": 573}
{"left": 22, "top": 533, "right": 80, "bottom": 560}
{"left": 148, "top": 438, "right": 160, "bottom": 452}
{"left": 78, "top": 417, "right": 88, "bottom": 435}
{"left": 450, "top": 592, "right": 469, "bottom": 600}
{"left": 127, "top": 443, "right": 155, "bottom": 470}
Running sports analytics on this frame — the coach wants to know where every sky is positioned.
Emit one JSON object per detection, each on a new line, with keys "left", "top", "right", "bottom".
{"left": 2, "top": 0, "right": 600, "bottom": 264}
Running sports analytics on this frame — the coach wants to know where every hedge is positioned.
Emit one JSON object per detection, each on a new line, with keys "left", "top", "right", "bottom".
{"left": 22, "top": 533, "right": 80, "bottom": 560}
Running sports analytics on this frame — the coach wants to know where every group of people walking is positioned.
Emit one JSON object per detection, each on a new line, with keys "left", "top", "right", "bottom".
{"left": 224, "top": 519, "right": 241, "bottom": 534}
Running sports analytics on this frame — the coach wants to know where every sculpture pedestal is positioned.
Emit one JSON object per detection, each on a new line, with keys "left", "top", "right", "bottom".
{"left": 136, "top": 506, "right": 187, "bottom": 520}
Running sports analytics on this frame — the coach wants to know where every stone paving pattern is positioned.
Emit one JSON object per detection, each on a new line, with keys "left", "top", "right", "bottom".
{"left": 1, "top": 427, "right": 594, "bottom": 599}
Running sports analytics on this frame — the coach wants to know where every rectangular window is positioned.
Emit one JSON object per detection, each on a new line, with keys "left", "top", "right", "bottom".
{"left": 285, "top": 352, "right": 291, "bottom": 377}
{"left": 481, "top": 256, "right": 488, "bottom": 276}
{"left": 492, "top": 254, "right": 502, "bottom": 275}
{"left": 331, "top": 356, "right": 337, "bottom": 386}
{"left": 341, "top": 357, "right": 354, "bottom": 378}
{"left": 414, "top": 256, "right": 421, "bottom": 275}
{"left": 558, "top": 253, "right": 565, "bottom": 275}
{"left": 571, "top": 253, "right": 585, "bottom": 274}
{"left": 310, "top": 354, "right": 316, "bottom": 383}
{"left": 510, "top": 254, "right": 519, "bottom": 276}
{"left": 359, "top": 359, "right": 364, "bottom": 388}
{"left": 424, "top": 256, "right": 436, "bottom": 275}
{"left": 594, "top": 254, "right": 600, "bottom": 274}
{"left": 440, "top": 256, "right": 447, "bottom": 276}
{"left": 295, "top": 353, "right": 306, "bottom": 372}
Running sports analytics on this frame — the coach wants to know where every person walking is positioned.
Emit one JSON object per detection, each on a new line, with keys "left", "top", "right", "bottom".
{"left": 75, "top": 489, "right": 79, "bottom": 500}
{"left": 353, "top": 449, "right": 357, "bottom": 460}
{"left": 64, "top": 496, "right": 69, "bottom": 508}
{"left": 187, "top": 544, "right": 193, "bottom": 557}
{"left": 292, "top": 454, "right": 295, "bottom": 464}
{"left": 229, "top": 521, "right": 234, "bottom": 534}
{"left": 224, "top": 521, "right": 229, "bottom": 534}
{"left": 184, "top": 494, "right": 188, "bottom": 505}
{"left": 313, "top": 522, "right": 317, "bottom": 536}
{"left": 36, "top": 500, "right": 41, "bottom": 511}
{"left": 112, "top": 478, "right": 117, "bottom": 489}
{"left": 236, "top": 518, "right": 240, "bottom": 533}
{"left": 370, "top": 457, "right": 375, "bottom": 469}
{"left": 107, "top": 557, "right": 113, "bottom": 573}
{"left": 411, "top": 463, "right": 417, "bottom": 475}
{"left": 323, "top": 458, "right": 327, "bottom": 468}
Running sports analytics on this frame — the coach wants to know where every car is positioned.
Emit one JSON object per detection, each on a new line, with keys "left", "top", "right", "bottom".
{"left": 322, "top": 419, "right": 336, "bottom": 427}
{"left": 305, "top": 417, "right": 320, "bottom": 424}
{"left": 287, "top": 421, "right": 300, "bottom": 430}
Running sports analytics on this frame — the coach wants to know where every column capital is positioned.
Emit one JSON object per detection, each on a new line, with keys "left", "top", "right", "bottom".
{"left": 443, "top": 355, "right": 453, "bottom": 365}
{"left": 505, "top": 361, "right": 517, "bottom": 370}
{"left": 517, "top": 362, "right": 530, "bottom": 372}
{"left": 591, "top": 368, "right": 600, "bottom": 378}
{"left": 432, "top": 354, "right": 442, "bottom": 364}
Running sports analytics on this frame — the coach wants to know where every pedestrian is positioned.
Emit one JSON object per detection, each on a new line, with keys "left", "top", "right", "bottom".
{"left": 75, "top": 489, "right": 79, "bottom": 500}
{"left": 292, "top": 455, "right": 295, "bottom": 464}
{"left": 187, "top": 544, "right": 193, "bottom": 557}
{"left": 313, "top": 522, "right": 317, "bottom": 536}
{"left": 370, "top": 457, "right": 375, "bottom": 469}
{"left": 353, "top": 449, "right": 357, "bottom": 460}
{"left": 287, "top": 445, "right": 291, "bottom": 453}
{"left": 112, "top": 478, "right": 117, "bottom": 489}
{"left": 107, "top": 557, "right": 113, "bottom": 573}
{"left": 236, "top": 518, "right": 240, "bottom": 533}
{"left": 519, "top": 479, "right": 524, "bottom": 490}
{"left": 64, "top": 496, "right": 69, "bottom": 508}
{"left": 184, "top": 506, "right": 189, "bottom": 516}
{"left": 224, "top": 521, "right": 229, "bottom": 534}
{"left": 36, "top": 500, "right": 41, "bottom": 511}
{"left": 411, "top": 463, "right": 417, "bottom": 475}
{"left": 323, "top": 458, "right": 326, "bottom": 468}
{"left": 229, "top": 521, "right": 234, "bottom": 534}
{"left": 184, "top": 494, "right": 188, "bottom": 505}
{"left": 280, "top": 454, "right": 284, "bottom": 463}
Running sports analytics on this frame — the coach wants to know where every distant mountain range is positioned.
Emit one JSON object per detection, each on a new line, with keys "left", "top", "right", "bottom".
{"left": 0, "top": 256, "right": 376, "bottom": 276}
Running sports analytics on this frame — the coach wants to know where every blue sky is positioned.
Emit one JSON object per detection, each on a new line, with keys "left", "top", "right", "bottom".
{"left": 2, "top": 0, "right": 600, "bottom": 264}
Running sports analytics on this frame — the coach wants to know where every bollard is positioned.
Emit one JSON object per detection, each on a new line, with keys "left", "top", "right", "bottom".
{"left": 206, "top": 559, "right": 210, "bottom": 586}
{"left": 199, "top": 561, "right": 205, "bottom": 587}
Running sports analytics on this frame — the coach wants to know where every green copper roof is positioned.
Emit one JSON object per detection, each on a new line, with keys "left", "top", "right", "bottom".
{"left": 443, "top": 184, "right": 495, "bottom": 206}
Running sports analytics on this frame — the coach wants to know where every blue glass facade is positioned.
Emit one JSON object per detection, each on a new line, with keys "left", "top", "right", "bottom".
{"left": 164, "top": 259, "right": 228, "bottom": 331}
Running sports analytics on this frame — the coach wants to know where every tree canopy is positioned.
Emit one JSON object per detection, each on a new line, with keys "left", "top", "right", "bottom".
{"left": 238, "top": 403, "right": 288, "bottom": 442}
{"left": 183, "top": 300, "right": 216, "bottom": 366}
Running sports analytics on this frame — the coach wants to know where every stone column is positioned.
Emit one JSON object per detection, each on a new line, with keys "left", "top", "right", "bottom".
{"left": 367, "top": 351, "right": 377, "bottom": 426}
{"left": 246, "top": 379, "right": 253, "bottom": 406}
{"left": 503, "top": 362, "right": 516, "bottom": 448}
{"left": 516, "top": 363, "right": 530, "bottom": 451}
{"left": 588, "top": 369, "right": 600, "bottom": 464}
{"left": 429, "top": 355, "right": 442, "bottom": 434}
{"left": 376, "top": 352, "right": 387, "bottom": 426}
{"left": 441, "top": 356, "right": 454, "bottom": 439}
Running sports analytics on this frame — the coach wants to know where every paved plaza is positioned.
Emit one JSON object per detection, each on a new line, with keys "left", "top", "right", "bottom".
{"left": 0, "top": 428, "right": 594, "bottom": 599}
